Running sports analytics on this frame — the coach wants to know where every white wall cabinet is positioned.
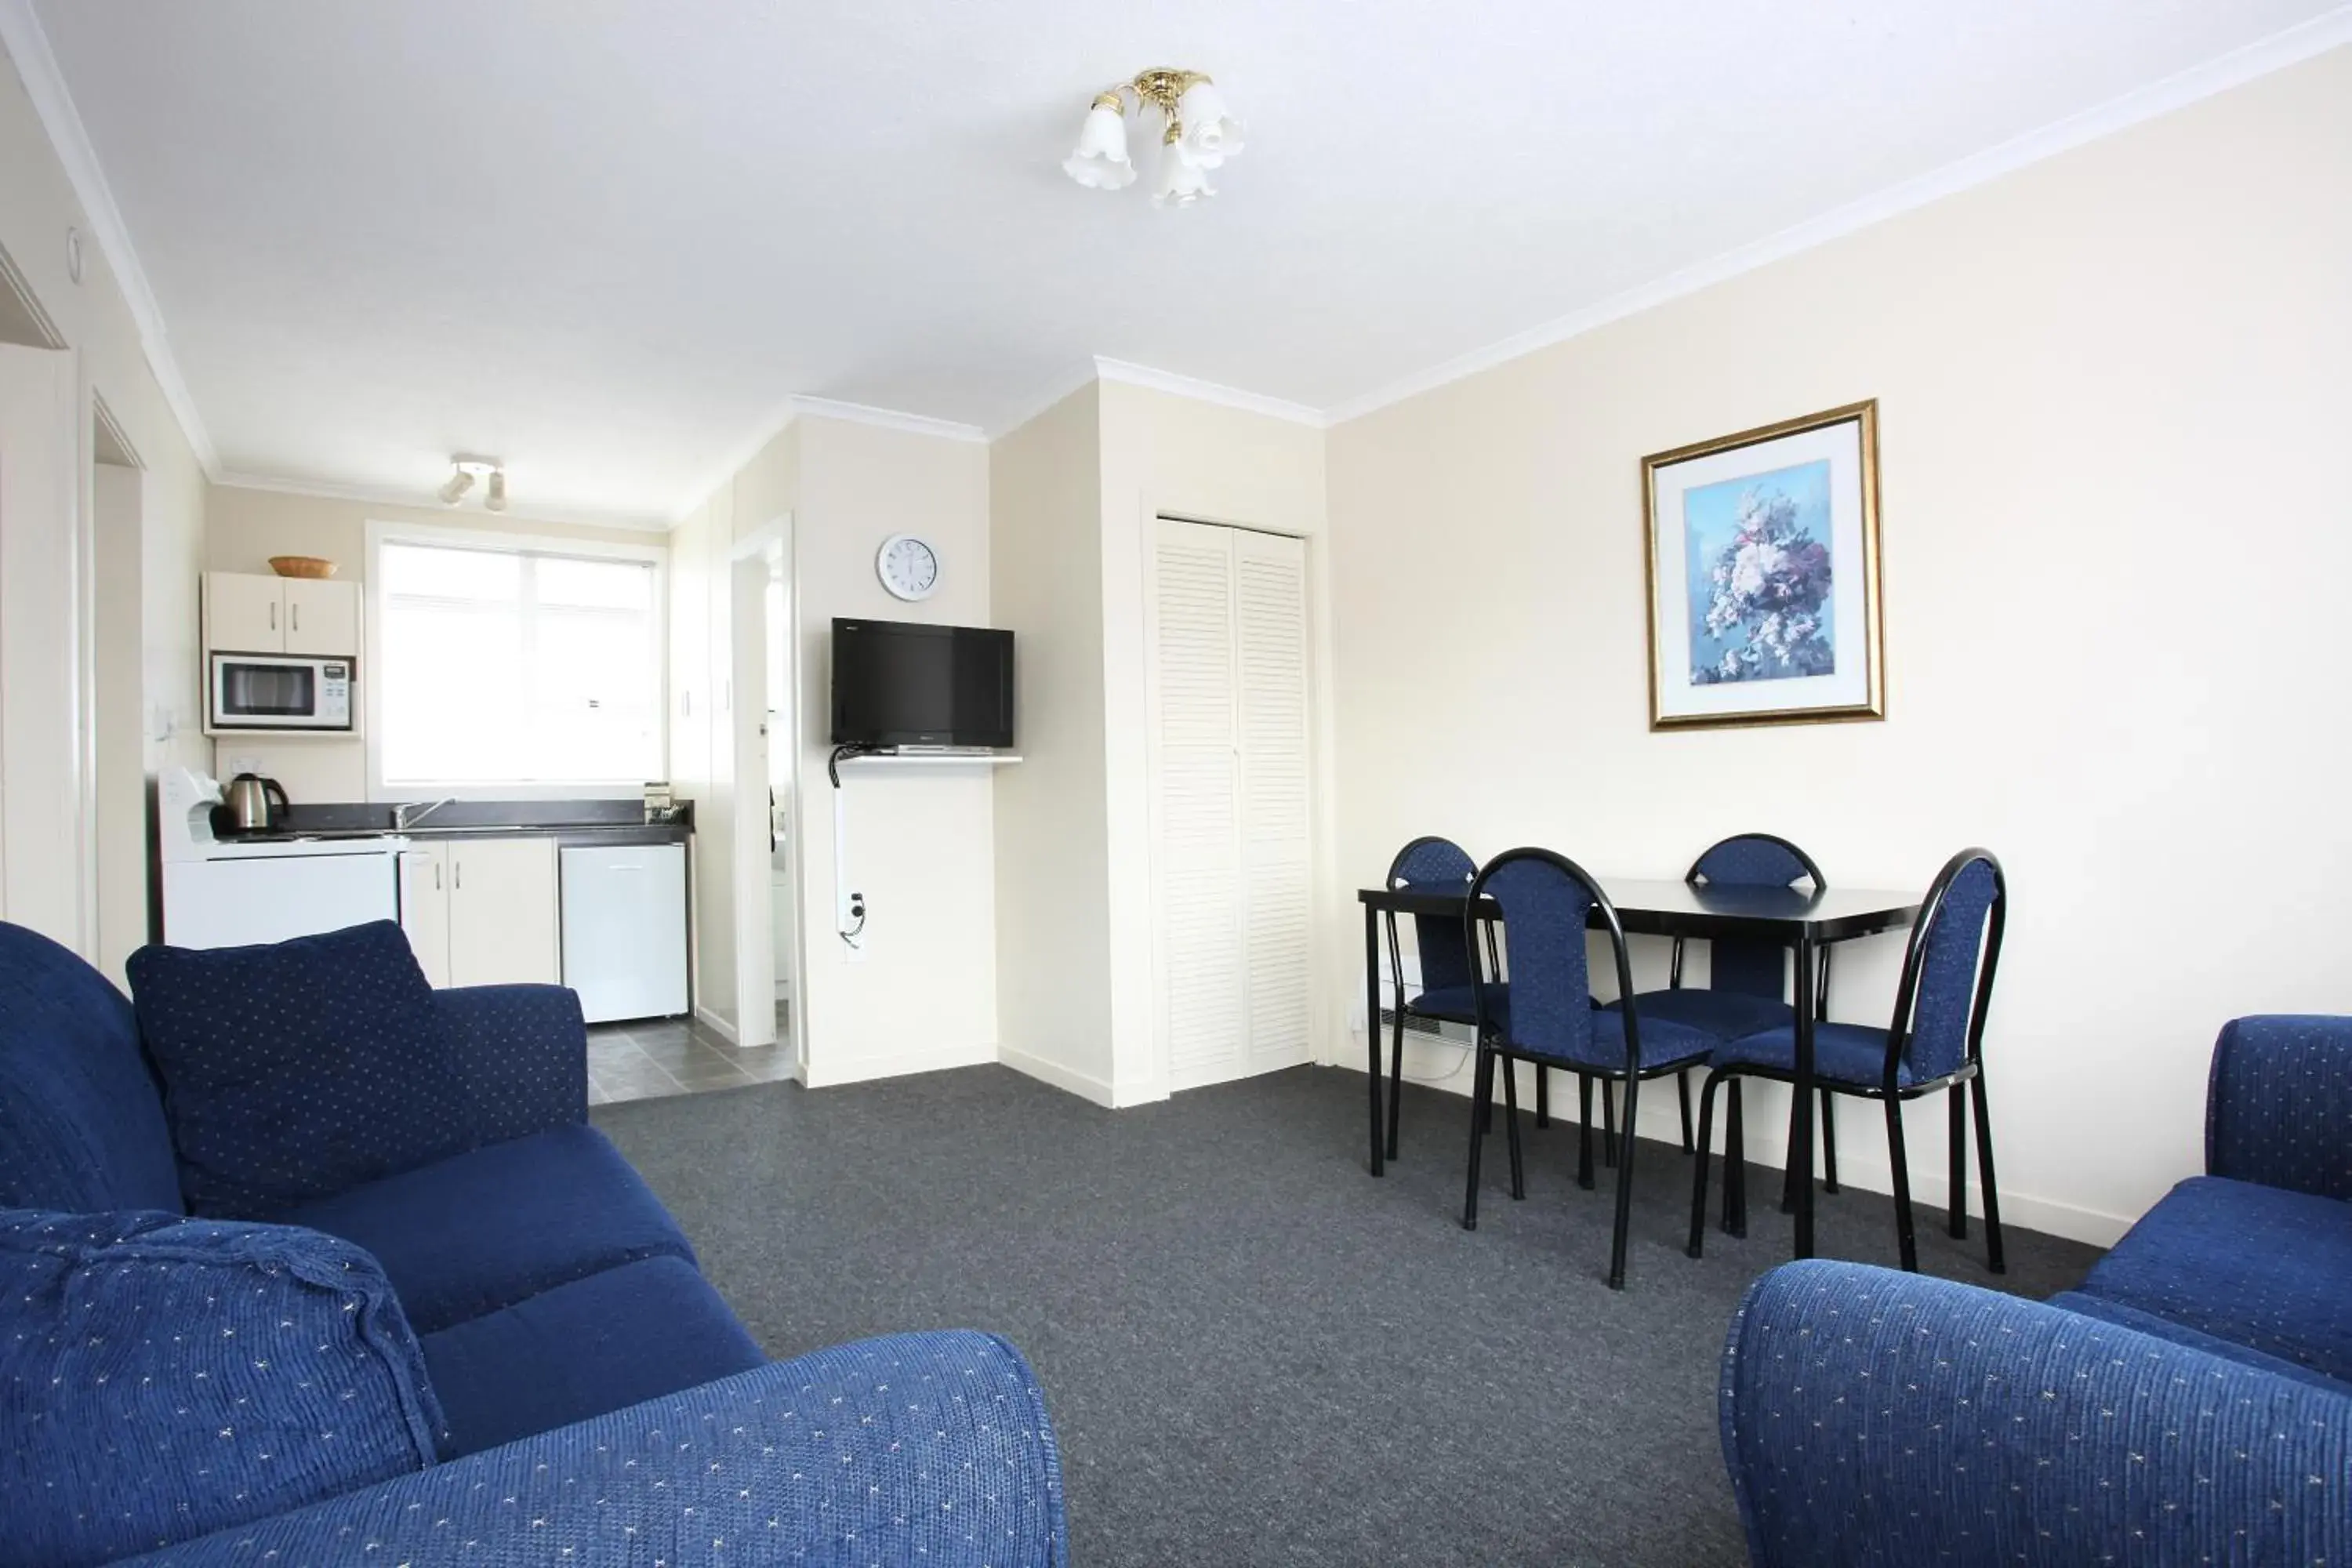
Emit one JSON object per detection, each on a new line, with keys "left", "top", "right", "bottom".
{"left": 204, "top": 571, "right": 361, "bottom": 655}
{"left": 398, "top": 837, "right": 561, "bottom": 988}
{"left": 1146, "top": 519, "right": 1313, "bottom": 1093}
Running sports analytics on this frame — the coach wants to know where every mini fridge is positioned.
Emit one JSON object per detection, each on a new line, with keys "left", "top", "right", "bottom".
{"left": 559, "top": 843, "right": 689, "bottom": 1023}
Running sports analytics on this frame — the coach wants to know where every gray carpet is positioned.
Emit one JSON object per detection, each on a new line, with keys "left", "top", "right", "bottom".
{"left": 593, "top": 1064, "right": 2101, "bottom": 1567}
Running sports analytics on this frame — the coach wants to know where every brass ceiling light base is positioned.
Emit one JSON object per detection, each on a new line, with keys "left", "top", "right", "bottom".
{"left": 1062, "top": 67, "right": 1242, "bottom": 203}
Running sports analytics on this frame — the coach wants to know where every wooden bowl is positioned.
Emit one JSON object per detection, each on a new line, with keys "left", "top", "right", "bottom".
{"left": 269, "top": 556, "right": 337, "bottom": 579}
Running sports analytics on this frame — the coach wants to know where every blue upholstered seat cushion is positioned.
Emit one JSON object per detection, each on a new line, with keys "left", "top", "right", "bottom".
{"left": 420, "top": 1254, "right": 765, "bottom": 1458}
{"left": 2076, "top": 1174, "right": 2352, "bottom": 1386}
{"left": 127, "top": 920, "right": 475, "bottom": 1219}
{"left": 1500, "top": 1005, "right": 1714, "bottom": 1071}
{"left": 2045, "top": 1290, "right": 2352, "bottom": 1398}
{"left": 1404, "top": 983, "right": 1506, "bottom": 1024}
{"left": 0, "top": 923, "right": 182, "bottom": 1214}
{"left": 0, "top": 1207, "right": 441, "bottom": 1568}
{"left": 1713, "top": 1020, "right": 1908, "bottom": 1087}
{"left": 273, "top": 1123, "right": 697, "bottom": 1334}
{"left": 1610, "top": 988, "right": 1796, "bottom": 1042}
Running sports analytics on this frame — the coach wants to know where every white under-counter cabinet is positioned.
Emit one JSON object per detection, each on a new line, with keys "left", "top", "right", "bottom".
{"left": 205, "top": 571, "right": 361, "bottom": 655}
{"left": 398, "top": 837, "right": 561, "bottom": 989}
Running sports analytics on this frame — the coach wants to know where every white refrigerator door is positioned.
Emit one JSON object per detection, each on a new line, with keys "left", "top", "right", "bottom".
{"left": 162, "top": 852, "right": 400, "bottom": 949}
{"left": 560, "top": 844, "right": 688, "bottom": 1024}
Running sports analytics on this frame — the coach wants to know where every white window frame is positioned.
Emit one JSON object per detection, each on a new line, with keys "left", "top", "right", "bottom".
{"left": 364, "top": 520, "right": 669, "bottom": 801}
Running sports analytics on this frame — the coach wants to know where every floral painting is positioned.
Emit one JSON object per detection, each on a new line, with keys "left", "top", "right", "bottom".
{"left": 1642, "top": 401, "right": 1882, "bottom": 729}
{"left": 1684, "top": 459, "right": 1835, "bottom": 685}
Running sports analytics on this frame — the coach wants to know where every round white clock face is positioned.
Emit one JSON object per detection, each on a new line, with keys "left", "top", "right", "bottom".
{"left": 877, "top": 533, "right": 940, "bottom": 601}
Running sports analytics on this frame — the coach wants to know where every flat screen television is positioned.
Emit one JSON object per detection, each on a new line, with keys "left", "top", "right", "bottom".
{"left": 829, "top": 618, "right": 1014, "bottom": 749}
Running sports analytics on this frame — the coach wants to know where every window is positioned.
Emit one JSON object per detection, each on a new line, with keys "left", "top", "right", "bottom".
{"left": 376, "top": 540, "right": 661, "bottom": 789}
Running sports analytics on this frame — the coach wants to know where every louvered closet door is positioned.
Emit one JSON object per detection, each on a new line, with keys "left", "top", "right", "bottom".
{"left": 1150, "top": 519, "right": 1312, "bottom": 1093}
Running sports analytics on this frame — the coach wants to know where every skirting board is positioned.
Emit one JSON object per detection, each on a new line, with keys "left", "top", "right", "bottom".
{"left": 1352, "top": 1029, "right": 2135, "bottom": 1249}
{"left": 997, "top": 1044, "right": 1116, "bottom": 1109}
{"left": 803, "top": 1036, "right": 996, "bottom": 1090}
{"left": 693, "top": 1004, "right": 739, "bottom": 1045}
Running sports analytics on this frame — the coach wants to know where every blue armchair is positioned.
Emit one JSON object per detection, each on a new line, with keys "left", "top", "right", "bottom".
{"left": 1719, "top": 1014, "right": 2352, "bottom": 1564}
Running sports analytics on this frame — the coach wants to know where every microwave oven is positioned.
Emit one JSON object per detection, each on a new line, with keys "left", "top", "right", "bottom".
{"left": 208, "top": 652, "right": 354, "bottom": 732}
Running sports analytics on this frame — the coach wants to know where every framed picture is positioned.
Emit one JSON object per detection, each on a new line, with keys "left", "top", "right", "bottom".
{"left": 1641, "top": 399, "right": 1884, "bottom": 730}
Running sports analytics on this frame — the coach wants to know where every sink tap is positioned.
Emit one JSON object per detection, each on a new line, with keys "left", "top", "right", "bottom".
{"left": 394, "top": 797, "right": 456, "bottom": 831}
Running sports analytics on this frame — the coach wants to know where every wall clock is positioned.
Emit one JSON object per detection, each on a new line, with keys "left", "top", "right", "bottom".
{"left": 877, "top": 534, "right": 940, "bottom": 601}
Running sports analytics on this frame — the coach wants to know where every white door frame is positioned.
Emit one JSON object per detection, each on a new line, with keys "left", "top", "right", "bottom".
{"left": 728, "top": 515, "right": 801, "bottom": 1069}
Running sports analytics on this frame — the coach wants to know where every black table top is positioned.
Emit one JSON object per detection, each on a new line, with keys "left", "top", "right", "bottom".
{"left": 1360, "top": 877, "right": 1919, "bottom": 943}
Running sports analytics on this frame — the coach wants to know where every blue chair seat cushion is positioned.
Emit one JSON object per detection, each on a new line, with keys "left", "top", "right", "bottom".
{"left": 1499, "top": 1006, "right": 1715, "bottom": 1072}
{"left": 419, "top": 1254, "right": 765, "bottom": 1458}
{"left": 0, "top": 1208, "right": 441, "bottom": 1567}
{"left": 1610, "top": 988, "right": 1796, "bottom": 1042}
{"left": 126, "top": 920, "right": 473, "bottom": 1219}
{"left": 2045, "top": 1290, "right": 2352, "bottom": 1399}
{"left": 2076, "top": 1174, "right": 2352, "bottom": 1386}
{"left": 1714, "top": 1020, "right": 1908, "bottom": 1088}
{"left": 271, "top": 1123, "right": 695, "bottom": 1334}
{"left": 1403, "top": 983, "right": 1505, "bottom": 1025}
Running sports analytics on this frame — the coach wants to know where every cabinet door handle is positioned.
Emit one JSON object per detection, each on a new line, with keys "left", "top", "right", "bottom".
{"left": 434, "top": 862, "right": 442, "bottom": 891}
{"left": 454, "top": 861, "right": 462, "bottom": 891}
{"left": 268, "top": 601, "right": 278, "bottom": 631}
{"left": 291, "top": 603, "right": 299, "bottom": 633}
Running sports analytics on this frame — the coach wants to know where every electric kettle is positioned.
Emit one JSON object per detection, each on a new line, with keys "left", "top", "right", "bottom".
{"left": 223, "top": 773, "right": 290, "bottom": 834}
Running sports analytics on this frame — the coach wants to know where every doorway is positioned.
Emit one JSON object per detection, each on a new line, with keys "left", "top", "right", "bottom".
{"left": 728, "top": 518, "right": 800, "bottom": 1071}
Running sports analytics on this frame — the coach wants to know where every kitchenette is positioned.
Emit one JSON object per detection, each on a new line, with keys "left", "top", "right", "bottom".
{"left": 172, "top": 550, "right": 692, "bottom": 1026}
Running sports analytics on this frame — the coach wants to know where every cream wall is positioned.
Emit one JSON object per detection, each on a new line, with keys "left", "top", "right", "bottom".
{"left": 204, "top": 483, "right": 660, "bottom": 802}
{"left": 1325, "top": 48, "right": 2352, "bottom": 1244}
{"left": 672, "top": 414, "right": 996, "bottom": 1084}
{"left": 1093, "top": 379, "right": 1333, "bottom": 1105}
{"left": 2, "top": 33, "right": 207, "bottom": 975}
{"left": 989, "top": 384, "right": 1114, "bottom": 1100}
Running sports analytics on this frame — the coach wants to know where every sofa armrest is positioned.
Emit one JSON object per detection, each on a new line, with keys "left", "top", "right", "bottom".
{"left": 132, "top": 1329, "right": 1069, "bottom": 1566}
{"left": 2206, "top": 1014, "right": 2352, "bottom": 1199}
{"left": 1721, "top": 1260, "right": 2352, "bottom": 1567}
{"left": 433, "top": 984, "right": 589, "bottom": 1148}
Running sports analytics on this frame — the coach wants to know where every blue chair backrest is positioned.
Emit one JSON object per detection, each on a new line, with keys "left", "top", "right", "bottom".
{"left": 1468, "top": 850, "right": 1633, "bottom": 1065}
{"left": 1892, "top": 851, "right": 2005, "bottom": 1082}
{"left": 0, "top": 923, "right": 182, "bottom": 1213}
{"left": 1690, "top": 834, "right": 1823, "bottom": 998}
{"left": 1388, "top": 837, "right": 1476, "bottom": 992}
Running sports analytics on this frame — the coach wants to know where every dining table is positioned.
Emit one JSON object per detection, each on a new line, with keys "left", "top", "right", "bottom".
{"left": 1357, "top": 877, "right": 1922, "bottom": 1260}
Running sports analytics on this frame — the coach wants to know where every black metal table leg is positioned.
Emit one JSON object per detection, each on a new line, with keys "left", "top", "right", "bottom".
{"left": 1791, "top": 927, "right": 1817, "bottom": 1258}
{"left": 1364, "top": 904, "right": 1385, "bottom": 1177}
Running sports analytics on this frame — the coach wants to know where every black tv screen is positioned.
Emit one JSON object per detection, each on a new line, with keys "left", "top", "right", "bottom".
{"left": 830, "top": 618, "right": 1014, "bottom": 748}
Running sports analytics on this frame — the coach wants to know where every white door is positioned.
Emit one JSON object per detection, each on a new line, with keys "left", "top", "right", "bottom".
{"left": 446, "top": 837, "right": 561, "bottom": 987}
{"left": 283, "top": 578, "right": 358, "bottom": 655}
{"left": 205, "top": 572, "right": 285, "bottom": 653}
{"left": 0, "top": 344, "right": 87, "bottom": 950}
{"left": 1149, "top": 519, "right": 1313, "bottom": 1092}
{"left": 397, "top": 845, "right": 452, "bottom": 987}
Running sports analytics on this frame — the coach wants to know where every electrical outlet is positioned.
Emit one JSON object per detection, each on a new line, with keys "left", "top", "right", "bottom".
{"left": 224, "top": 753, "right": 262, "bottom": 778}
{"left": 844, "top": 891, "right": 868, "bottom": 963}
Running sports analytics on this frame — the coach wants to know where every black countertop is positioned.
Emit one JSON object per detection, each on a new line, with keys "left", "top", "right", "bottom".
{"left": 211, "top": 797, "right": 694, "bottom": 848}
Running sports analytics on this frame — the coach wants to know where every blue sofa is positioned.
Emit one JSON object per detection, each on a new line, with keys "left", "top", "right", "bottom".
{"left": 1719, "top": 1015, "right": 2352, "bottom": 1565}
{"left": 0, "top": 921, "right": 1068, "bottom": 1566}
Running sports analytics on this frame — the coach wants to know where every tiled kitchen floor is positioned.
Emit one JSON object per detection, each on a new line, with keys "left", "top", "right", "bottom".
{"left": 586, "top": 1007, "right": 794, "bottom": 1105}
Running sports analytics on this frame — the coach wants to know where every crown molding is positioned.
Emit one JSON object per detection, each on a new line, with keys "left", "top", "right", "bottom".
{"left": 214, "top": 470, "right": 670, "bottom": 534}
{"left": 984, "top": 360, "right": 1104, "bottom": 441}
{"left": 667, "top": 397, "right": 800, "bottom": 525}
{"left": 0, "top": 0, "right": 220, "bottom": 475}
{"left": 1323, "top": 9, "right": 2352, "bottom": 426}
{"left": 789, "top": 394, "right": 986, "bottom": 444}
{"left": 1092, "top": 357, "right": 1328, "bottom": 428}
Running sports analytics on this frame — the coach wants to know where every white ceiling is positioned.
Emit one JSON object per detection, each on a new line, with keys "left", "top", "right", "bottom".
{"left": 22, "top": 0, "right": 2347, "bottom": 523}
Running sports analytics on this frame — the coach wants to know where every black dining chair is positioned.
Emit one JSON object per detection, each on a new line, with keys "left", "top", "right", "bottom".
{"left": 1377, "top": 837, "right": 1501, "bottom": 1160}
{"left": 1687, "top": 848, "right": 2008, "bottom": 1274}
{"left": 1460, "top": 848, "right": 1715, "bottom": 1290}
{"left": 1605, "top": 833, "right": 1838, "bottom": 1198}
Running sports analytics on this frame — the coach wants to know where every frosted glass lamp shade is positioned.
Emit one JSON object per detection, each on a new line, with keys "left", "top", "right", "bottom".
{"left": 1175, "top": 79, "right": 1243, "bottom": 168}
{"left": 1062, "top": 102, "right": 1135, "bottom": 189}
{"left": 1152, "top": 143, "right": 1214, "bottom": 206}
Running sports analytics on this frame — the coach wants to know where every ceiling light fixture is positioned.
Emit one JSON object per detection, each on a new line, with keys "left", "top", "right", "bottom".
{"left": 438, "top": 455, "right": 503, "bottom": 509}
{"left": 1064, "top": 69, "right": 1243, "bottom": 206}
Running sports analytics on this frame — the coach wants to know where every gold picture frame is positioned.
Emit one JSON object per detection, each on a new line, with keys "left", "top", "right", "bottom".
{"left": 1640, "top": 399, "right": 1884, "bottom": 731}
